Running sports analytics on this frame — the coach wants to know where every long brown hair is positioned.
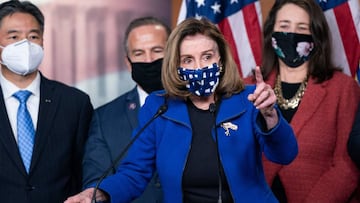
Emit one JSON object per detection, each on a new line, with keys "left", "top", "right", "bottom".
{"left": 261, "top": 0, "right": 341, "bottom": 83}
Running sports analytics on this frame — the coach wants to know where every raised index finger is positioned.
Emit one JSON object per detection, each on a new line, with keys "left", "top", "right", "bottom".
{"left": 255, "top": 66, "right": 264, "bottom": 84}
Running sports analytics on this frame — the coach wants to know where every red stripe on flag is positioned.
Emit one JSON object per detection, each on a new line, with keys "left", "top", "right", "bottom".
{"left": 218, "top": 19, "right": 242, "bottom": 77}
{"left": 243, "top": 3, "right": 262, "bottom": 67}
{"left": 333, "top": 2, "right": 360, "bottom": 76}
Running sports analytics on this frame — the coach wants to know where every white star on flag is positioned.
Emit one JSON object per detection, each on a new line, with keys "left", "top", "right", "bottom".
{"left": 195, "top": 0, "right": 205, "bottom": 8}
{"left": 211, "top": 2, "right": 221, "bottom": 14}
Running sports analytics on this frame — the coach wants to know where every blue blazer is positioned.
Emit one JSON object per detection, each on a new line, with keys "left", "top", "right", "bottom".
{"left": 0, "top": 73, "right": 93, "bottom": 203}
{"left": 83, "top": 87, "right": 162, "bottom": 203}
{"left": 98, "top": 86, "right": 298, "bottom": 203}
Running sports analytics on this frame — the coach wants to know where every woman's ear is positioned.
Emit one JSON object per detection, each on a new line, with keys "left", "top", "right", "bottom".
{"left": 218, "top": 59, "right": 223, "bottom": 72}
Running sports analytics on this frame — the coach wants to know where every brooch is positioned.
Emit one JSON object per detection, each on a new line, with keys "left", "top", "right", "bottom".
{"left": 221, "top": 122, "right": 238, "bottom": 136}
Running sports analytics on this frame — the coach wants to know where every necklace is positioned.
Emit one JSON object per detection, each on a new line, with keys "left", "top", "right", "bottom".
{"left": 274, "top": 75, "right": 308, "bottom": 110}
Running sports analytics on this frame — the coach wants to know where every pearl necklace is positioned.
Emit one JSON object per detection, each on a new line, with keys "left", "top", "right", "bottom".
{"left": 274, "top": 75, "right": 308, "bottom": 110}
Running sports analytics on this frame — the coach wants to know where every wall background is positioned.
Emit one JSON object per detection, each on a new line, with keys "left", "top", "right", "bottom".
{"left": 19, "top": 0, "right": 171, "bottom": 107}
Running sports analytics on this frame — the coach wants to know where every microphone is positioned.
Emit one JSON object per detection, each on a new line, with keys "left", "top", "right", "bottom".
{"left": 209, "top": 103, "right": 223, "bottom": 203}
{"left": 91, "top": 103, "right": 168, "bottom": 203}
{"left": 209, "top": 103, "right": 217, "bottom": 114}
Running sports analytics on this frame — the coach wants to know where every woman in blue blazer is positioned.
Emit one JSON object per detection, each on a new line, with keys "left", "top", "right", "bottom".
{"left": 66, "top": 18, "right": 297, "bottom": 203}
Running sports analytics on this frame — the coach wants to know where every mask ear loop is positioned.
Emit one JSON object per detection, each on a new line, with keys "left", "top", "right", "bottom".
{"left": 217, "top": 57, "right": 223, "bottom": 73}
{"left": 126, "top": 55, "right": 132, "bottom": 63}
{"left": 0, "top": 45, "right": 6, "bottom": 66}
{"left": 214, "top": 61, "right": 223, "bottom": 78}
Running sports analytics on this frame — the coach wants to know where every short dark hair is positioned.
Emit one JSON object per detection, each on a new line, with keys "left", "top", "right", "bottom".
{"left": 261, "top": 0, "right": 341, "bottom": 83}
{"left": 0, "top": 0, "right": 44, "bottom": 32}
{"left": 123, "top": 16, "right": 171, "bottom": 54}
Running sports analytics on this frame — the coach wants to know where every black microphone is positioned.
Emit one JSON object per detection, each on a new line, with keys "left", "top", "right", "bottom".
{"left": 209, "top": 103, "right": 223, "bottom": 203}
{"left": 209, "top": 103, "right": 217, "bottom": 114}
{"left": 91, "top": 103, "right": 168, "bottom": 203}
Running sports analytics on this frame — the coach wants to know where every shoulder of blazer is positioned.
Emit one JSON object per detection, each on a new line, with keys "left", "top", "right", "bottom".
{"left": 95, "top": 86, "right": 139, "bottom": 112}
{"left": 39, "top": 73, "right": 91, "bottom": 100}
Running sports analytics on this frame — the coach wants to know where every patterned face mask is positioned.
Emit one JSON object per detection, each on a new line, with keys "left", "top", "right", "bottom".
{"left": 272, "top": 32, "right": 314, "bottom": 68}
{"left": 177, "top": 63, "right": 220, "bottom": 97}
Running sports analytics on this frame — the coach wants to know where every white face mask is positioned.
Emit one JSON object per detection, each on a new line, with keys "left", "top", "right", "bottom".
{"left": 0, "top": 39, "right": 44, "bottom": 76}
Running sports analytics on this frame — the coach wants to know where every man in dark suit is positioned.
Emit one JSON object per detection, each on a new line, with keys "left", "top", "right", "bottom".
{"left": 82, "top": 16, "right": 170, "bottom": 202}
{"left": 0, "top": 1, "right": 93, "bottom": 202}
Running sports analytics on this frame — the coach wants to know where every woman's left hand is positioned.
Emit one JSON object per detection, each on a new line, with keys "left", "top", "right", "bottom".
{"left": 247, "top": 66, "right": 278, "bottom": 129}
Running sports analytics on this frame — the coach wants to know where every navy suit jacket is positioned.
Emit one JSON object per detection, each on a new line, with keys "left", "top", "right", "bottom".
{"left": 0, "top": 73, "right": 93, "bottom": 203}
{"left": 83, "top": 87, "right": 162, "bottom": 203}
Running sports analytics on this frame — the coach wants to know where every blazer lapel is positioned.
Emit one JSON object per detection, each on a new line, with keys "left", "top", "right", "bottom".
{"left": 266, "top": 72, "right": 327, "bottom": 139}
{"left": 290, "top": 78, "right": 327, "bottom": 137}
{"left": 30, "top": 75, "right": 59, "bottom": 171}
{"left": 125, "top": 87, "right": 140, "bottom": 129}
{"left": 0, "top": 86, "right": 28, "bottom": 175}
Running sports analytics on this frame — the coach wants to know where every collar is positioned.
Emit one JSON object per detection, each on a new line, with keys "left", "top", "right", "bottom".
{"left": 0, "top": 71, "right": 41, "bottom": 99}
{"left": 137, "top": 85, "right": 148, "bottom": 106}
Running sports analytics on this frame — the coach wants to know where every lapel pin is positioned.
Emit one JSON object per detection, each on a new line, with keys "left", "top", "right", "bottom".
{"left": 221, "top": 122, "right": 238, "bottom": 136}
{"left": 45, "top": 99, "right": 51, "bottom": 103}
{"left": 128, "top": 103, "right": 136, "bottom": 110}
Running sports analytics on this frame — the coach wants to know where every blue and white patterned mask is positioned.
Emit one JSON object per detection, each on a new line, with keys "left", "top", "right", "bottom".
{"left": 177, "top": 63, "right": 220, "bottom": 97}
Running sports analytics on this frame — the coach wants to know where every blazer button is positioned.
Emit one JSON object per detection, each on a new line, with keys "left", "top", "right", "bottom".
{"left": 26, "top": 185, "right": 36, "bottom": 191}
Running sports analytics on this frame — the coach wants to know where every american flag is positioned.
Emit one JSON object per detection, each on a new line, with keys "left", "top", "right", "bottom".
{"left": 318, "top": 0, "right": 360, "bottom": 78}
{"left": 177, "top": 0, "right": 360, "bottom": 80}
{"left": 177, "top": 0, "right": 262, "bottom": 78}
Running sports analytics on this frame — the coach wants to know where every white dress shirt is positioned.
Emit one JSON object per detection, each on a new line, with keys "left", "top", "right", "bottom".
{"left": 137, "top": 85, "right": 148, "bottom": 107}
{"left": 0, "top": 71, "right": 40, "bottom": 142}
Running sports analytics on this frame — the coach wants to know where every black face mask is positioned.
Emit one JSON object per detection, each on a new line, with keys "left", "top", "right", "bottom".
{"left": 272, "top": 32, "right": 314, "bottom": 68}
{"left": 130, "top": 58, "right": 163, "bottom": 94}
